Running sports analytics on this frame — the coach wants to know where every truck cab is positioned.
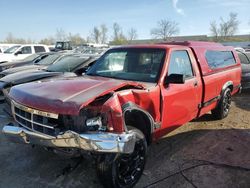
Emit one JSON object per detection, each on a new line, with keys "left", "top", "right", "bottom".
{"left": 53, "top": 41, "right": 73, "bottom": 51}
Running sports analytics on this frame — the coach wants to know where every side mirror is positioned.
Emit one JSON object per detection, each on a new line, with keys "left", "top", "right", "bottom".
{"left": 165, "top": 74, "right": 185, "bottom": 85}
{"left": 14, "top": 51, "right": 22, "bottom": 56}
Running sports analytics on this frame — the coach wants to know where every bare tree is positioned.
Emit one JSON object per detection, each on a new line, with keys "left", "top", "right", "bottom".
{"left": 151, "top": 19, "right": 179, "bottom": 40}
{"left": 68, "top": 33, "right": 85, "bottom": 46}
{"left": 127, "top": 28, "right": 138, "bottom": 41}
{"left": 210, "top": 21, "right": 219, "bottom": 41}
{"left": 4, "top": 32, "right": 15, "bottom": 43}
{"left": 111, "top": 22, "right": 127, "bottom": 45}
{"left": 39, "top": 36, "right": 56, "bottom": 45}
{"left": 220, "top": 12, "right": 239, "bottom": 39}
{"left": 55, "top": 28, "right": 67, "bottom": 41}
{"left": 210, "top": 12, "right": 239, "bottom": 41}
{"left": 4, "top": 32, "right": 28, "bottom": 44}
{"left": 113, "top": 22, "right": 122, "bottom": 41}
{"left": 90, "top": 26, "right": 101, "bottom": 43}
{"left": 100, "top": 24, "right": 108, "bottom": 44}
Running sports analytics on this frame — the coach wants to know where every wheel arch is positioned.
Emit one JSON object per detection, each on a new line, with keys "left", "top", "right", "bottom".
{"left": 222, "top": 81, "right": 233, "bottom": 93}
{"left": 122, "top": 102, "right": 154, "bottom": 145}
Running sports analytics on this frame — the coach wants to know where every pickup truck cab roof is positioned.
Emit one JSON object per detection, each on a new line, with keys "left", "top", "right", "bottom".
{"left": 111, "top": 41, "right": 240, "bottom": 76}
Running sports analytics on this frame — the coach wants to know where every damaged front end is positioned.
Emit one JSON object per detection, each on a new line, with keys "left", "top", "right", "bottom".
{"left": 2, "top": 92, "right": 137, "bottom": 154}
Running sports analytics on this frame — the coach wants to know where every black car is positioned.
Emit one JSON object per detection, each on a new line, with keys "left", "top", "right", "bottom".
{"left": 0, "top": 52, "right": 56, "bottom": 72}
{"left": 0, "top": 54, "right": 99, "bottom": 114}
{"left": 237, "top": 51, "right": 250, "bottom": 89}
{"left": 0, "top": 53, "right": 71, "bottom": 78}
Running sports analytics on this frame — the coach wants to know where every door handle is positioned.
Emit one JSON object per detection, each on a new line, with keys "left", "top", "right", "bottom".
{"left": 193, "top": 80, "right": 198, "bottom": 87}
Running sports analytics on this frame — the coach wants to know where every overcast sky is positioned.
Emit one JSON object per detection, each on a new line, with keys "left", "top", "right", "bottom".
{"left": 0, "top": 0, "right": 249, "bottom": 41}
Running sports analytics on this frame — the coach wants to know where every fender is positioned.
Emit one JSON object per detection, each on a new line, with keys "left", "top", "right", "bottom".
{"left": 122, "top": 102, "right": 155, "bottom": 134}
{"left": 221, "top": 81, "right": 233, "bottom": 93}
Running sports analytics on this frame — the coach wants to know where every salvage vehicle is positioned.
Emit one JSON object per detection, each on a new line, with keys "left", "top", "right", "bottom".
{"left": 237, "top": 51, "right": 250, "bottom": 89}
{"left": 0, "top": 44, "right": 50, "bottom": 63}
{"left": 51, "top": 41, "right": 73, "bottom": 52}
{"left": 0, "top": 52, "right": 55, "bottom": 72}
{"left": 0, "top": 54, "right": 99, "bottom": 112}
{"left": 0, "top": 53, "right": 69, "bottom": 78}
{"left": 2, "top": 41, "right": 241, "bottom": 188}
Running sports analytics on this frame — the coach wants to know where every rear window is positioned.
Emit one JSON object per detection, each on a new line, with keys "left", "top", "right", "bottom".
{"left": 34, "top": 46, "right": 46, "bottom": 53}
{"left": 205, "top": 51, "right": 236, "bottom": 69}
{"left": 238, "top": 52, "right": 250, "bottom": 64}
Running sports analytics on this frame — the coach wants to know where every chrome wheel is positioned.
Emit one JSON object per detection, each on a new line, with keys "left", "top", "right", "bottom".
{"left": 223, "top": 90, "right": 231, "bottom": 115}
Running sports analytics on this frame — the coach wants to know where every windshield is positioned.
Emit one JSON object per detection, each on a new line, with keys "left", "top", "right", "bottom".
{"left": 87, "top": 48, "right": 166, "bottom": 83}
{"left": 46, "top": 56, "right": 88, "bottom": 72}
{"left": 22, "top": 53, "right": 40, "bottom": 61}
{"left": 37, "top": 54, "right": 61, "bottom": 65}
{"left": 4, "top": 45, "right": 21, "bottom": 54}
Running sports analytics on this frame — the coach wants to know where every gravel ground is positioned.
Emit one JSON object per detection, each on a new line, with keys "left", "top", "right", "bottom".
{"left": 0, "top": 90, "right": 249, "bottom": 188}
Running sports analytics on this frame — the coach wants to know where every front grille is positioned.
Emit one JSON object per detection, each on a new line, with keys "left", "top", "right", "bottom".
{"left": 12, "top": 101, "right": 59, "bottom": 136}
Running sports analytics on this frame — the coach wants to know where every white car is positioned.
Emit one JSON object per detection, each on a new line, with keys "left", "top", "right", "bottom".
{"left": 0, "top": 44, "right": 20, "bottom": 54}
{"left": 0, "top": 44, "right": 50, "bottom": 63}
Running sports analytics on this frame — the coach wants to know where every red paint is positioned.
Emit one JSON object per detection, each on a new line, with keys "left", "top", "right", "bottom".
{"left": 9, "top": 41, "right": 242, "bottom": 141}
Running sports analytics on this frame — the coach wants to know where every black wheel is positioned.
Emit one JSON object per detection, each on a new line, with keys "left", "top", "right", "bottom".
{"left": 212, "top": 88, "right": 232, "bottom": 120}
{"left": 96, "top": 127, "right": 147, "bottom": 188}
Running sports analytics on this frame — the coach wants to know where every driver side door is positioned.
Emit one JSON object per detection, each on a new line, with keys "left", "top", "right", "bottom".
{"left": 161, "top": 50, "right": 202, "bottom": 130}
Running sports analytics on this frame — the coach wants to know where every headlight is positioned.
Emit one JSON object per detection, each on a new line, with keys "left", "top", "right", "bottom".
{"left": 86, "top": 116, "right": 102, "bottom": 127}
{"left": 86, "top": 116, "right": 105, "bottom": 131}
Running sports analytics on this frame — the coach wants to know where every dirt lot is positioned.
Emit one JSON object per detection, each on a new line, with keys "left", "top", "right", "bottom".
{"left": 0, "top": 90, "right": 249, "bottom": 188}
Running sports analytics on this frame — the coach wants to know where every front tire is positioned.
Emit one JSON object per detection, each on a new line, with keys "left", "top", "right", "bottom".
{"left": 96, "top": 127, "right": 147, "bottom": 188}
{"left": 212, "top": 88, "right": 232, "bottom": 120}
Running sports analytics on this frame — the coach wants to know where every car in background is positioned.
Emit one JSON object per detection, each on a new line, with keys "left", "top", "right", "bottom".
{"left": 237, "top": 51, "right": 250, "bottom": 89}
{"left": 0, "top": 44, "right": 20, "bottom": 54}
{"left": 0, "top": 52, "right": 56, "bottom": 72}
{"left": 235, "top": 47, "right": 245, "bottom": 53}
{"left": 50, "top": 41, "right": 73, "bottom": 52}
{"left": 0, "top": 53, "right": 69, "bottom": 78}
{"left": 0, "top": 44, "right": 50, "bottom": 63}
{"left": 0, "top": 54, "right": 99, "bottom": 114}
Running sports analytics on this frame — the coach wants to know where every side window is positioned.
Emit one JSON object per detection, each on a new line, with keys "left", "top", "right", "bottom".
{"left": 168, "top": 51, "right": 194, "bottom": 79}
{"left": 205, "top": 51, "right": 236, "bottom": 69}
{"left": 34, "top": 46, "right": 46, "bottom": 53}
{"left": 21, "top": 46, "right": 32, "bottom": 54}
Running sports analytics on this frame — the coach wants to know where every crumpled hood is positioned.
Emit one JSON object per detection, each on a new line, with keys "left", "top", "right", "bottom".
{"left": 9, "top": 76, "right": 144, "bottom": 115}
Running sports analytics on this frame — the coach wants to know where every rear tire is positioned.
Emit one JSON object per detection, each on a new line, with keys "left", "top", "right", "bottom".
{"left": 96, "top": 127, "right": 147, "bottom": 188}
{"left": 212, "top": 88, "right": 232, "bottom": 120}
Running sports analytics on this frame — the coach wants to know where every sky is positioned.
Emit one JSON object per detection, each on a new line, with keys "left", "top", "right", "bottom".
{"left": 0, "top": 0, "right": 250, "bottom": 42}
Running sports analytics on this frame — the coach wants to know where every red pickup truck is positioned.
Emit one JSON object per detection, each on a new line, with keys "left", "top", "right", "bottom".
{"left": 3, "top": 41, "right": 241, "bottom": 188}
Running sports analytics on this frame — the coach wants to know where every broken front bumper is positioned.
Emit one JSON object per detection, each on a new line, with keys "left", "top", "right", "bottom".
{"left": 2, "top": 123, "right": 136, "bottom": 154}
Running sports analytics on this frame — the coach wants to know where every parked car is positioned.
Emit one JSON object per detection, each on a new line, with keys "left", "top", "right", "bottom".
{"left": 0, "top": 54, "right": 99, "bottom": 113}
{"left": 0, "top": 44, "right": 50, "bottom": 63}
{"left": 0, "top": 44, "right": 20, "bottom": 54}
{"left": 2, "top": 41, "right": 241, "bottom": 188}
{"left": 0, "top": 53, "right": 68, "bottom": 78}
{"left": 50, "top": 41, "right": 73, "bottom": 52}
{"left": 0, "top": 52, "right": 56, "bottom": 72}
{"left": 237, "top": 51, "right": 250, "bottom": 89}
